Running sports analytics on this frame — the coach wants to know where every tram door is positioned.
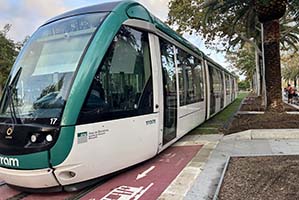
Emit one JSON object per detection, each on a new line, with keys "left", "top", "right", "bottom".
{"left": 208, "top": 65, "right": 216, "bottom": 115}
{"left": 220, "top": 72, "right": 225, "bottom": 109}
{"left": 160, "top": 39, "right": 177, "bottom": 145}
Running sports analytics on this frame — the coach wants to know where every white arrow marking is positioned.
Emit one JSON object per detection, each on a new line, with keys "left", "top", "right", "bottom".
{"left": 136, "top": 166, "right": 155, "bottom": 180}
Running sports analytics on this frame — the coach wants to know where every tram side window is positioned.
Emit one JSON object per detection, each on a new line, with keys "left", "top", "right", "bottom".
{"left": 194, "top": 58, "right": 204, "bottom": 101}
{"left": 177, "top": 49, "right": 190, "bottom": 106}
{"left": 177, "top": 48, "right": 203, "bottom": 106}
{"left": 79, "top": 26, "right": 153, "bottom": 123}
{"left": 231, "top": 78, "right": 236, "bottom": 99}
{"left": 209, "top": 66, "right": 221, "bottom": 98}
{"left": 214, "top": 68, "right": 222, "bottom": 98}
{"left": 225, "top": 74, "right": 230, "bottom": 95}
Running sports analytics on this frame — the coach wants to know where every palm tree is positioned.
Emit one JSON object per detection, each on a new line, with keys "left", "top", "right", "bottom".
{"left": 168, "top": 0, "right": 299, "bottom": 111}
{"left": 254, "top": 0, "right": 287, "bottom": 112}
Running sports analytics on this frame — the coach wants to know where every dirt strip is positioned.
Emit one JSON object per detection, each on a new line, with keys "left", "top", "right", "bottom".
{"left": 218, "top": 155, "right": 299, "bottom": 200}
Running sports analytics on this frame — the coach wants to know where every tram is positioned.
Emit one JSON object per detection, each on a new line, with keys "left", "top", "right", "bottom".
{"left": 0, "top": 0, "right": 237, "bottom": 192}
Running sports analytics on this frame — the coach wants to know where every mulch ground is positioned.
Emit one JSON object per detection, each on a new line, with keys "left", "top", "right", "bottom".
{"left": 218, "top": 156, "right": 299, "bottom": 200}
{"left": 240, "top": 95, "right": 297, "bottom": 112}
{"left": 223, "top": 94, "right": 299, "bottom": 134}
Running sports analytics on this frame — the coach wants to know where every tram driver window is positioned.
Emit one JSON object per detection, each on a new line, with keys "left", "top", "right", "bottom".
{"left": 79, "top": 26, "right": 153, "bottom": 123}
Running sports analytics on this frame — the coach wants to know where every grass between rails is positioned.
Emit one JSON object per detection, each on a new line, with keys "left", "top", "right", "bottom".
{"left": 189, "top": 92, "right": 248, "bottom": 135}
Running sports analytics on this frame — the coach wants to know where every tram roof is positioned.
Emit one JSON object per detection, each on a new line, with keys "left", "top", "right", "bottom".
{"left": 44, "top": 1, "right": 122, "bottom": 25}
{"left": 44, "top": 0, "right": 235, "bottom": 78}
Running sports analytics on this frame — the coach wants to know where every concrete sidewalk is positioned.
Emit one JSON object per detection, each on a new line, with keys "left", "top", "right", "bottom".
{"left": 168, "top": 129, "right": 299, "bottom": 200}
{"left": 158, "top": 134, "right": 222, "bottom": 200}
{"left": 182, "top": 98, "right": 299, "bottom": 200}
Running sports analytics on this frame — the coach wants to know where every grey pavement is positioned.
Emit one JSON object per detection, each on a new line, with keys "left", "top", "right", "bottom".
{"left": 182, "top": 130, "right": 299, "bottom": 200}
{"left": 159, "top": 134, "right": 222, "bottom": 200}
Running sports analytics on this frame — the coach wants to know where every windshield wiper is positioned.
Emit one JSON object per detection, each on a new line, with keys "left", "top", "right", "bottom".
{"left": 5, "top": 67, "right": 23, "bottom": 124}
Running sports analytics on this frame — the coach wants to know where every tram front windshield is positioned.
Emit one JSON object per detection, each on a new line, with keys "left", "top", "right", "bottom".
{"left": 0, "top": 13, "right": 107, "bottom": 124}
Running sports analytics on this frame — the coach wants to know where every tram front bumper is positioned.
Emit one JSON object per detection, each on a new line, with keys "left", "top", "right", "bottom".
{"left": 0, "top": 167, "right": 59, "bottom": 189}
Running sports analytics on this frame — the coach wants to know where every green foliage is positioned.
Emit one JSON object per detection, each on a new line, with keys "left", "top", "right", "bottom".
{"left": 257, "top": 0, "right": 271, "bottom": 5}
{"left": 238, "top": 80, "right": 251, "bottom": 91}
{"left": 168, "top": 0, "right": 299, "bottom": 52}
{"left": 0, "top": 25, "right": 28, "bottom": 94}
{"left": 226, "top": 44, "right": 256, "bottom": 81}
{"left": 168, "top": 0, "right": 258, "bottom": 51}
{"left": 0, "top": 24, "right": 18, "bottom": 89}
{"left": 281, "top": 52, "right": 299, "bottom": 82}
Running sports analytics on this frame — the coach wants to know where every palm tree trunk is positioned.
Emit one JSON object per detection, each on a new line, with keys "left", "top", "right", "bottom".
{"left": 262, "top": 19, "right": 284, "bottom": 112}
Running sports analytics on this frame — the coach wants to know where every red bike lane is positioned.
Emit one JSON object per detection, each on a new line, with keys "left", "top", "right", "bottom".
{"left": 82, "top": 145, "right": 202, "bottom": 200}
{"left": 0, "top": 145, "right": 202, "bottom": 200}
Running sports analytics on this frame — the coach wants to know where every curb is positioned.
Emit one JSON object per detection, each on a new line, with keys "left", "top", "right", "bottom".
{"left": 222, "top": 97, "right": 245, "bottom": 131}
{"left": 223, "top": 129, "right": 299, "bottom": 140}
{"left": 160, "top": 143, "right": 219, "bottom": 199}
{"left": 237, "top": 111, "right": 264, "bottom": 115}
{"left": 285, "top": 101, "right": 299, "bottom": 110}
{"left": 212, "top": 156, "right": 230, "bottom": 200}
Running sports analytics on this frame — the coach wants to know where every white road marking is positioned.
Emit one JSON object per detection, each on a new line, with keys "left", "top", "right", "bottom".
{"left": 100, "top": 183, "right": 154, "bottom": 200}
{"left": 134, "top": 183, "right": 154, "bottom": 199}
{"left": 136, "top": 166, "right": 155, "bottom": 180}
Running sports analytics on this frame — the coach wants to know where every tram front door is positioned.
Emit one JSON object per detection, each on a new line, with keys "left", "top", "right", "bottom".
{"left": 162, "top": 67, "right": 177, "bottom": 145}
{"left": 159, "top": 39, "right": 177, "bottom": 146}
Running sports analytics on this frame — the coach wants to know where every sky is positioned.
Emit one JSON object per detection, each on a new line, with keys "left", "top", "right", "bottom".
{"left": 0, "top": 0, "right": 228, "bottom": 69}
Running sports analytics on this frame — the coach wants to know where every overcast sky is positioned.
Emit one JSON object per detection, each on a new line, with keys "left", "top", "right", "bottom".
{"left": 0, "top": 0, "right": 228, "bottom": 68}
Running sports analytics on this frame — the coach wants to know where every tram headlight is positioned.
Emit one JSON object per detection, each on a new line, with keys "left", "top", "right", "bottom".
{"left": 30, "top": 134, "right": 38, "bottom": 143}
{"left": 46, "top": 134, "right": 53, "bottom": 142}
{"left": 26, "top": 129, "right": 58, "bottom": 149}
{"left": 30, "top": 133, "right": 53, "bottom": 144}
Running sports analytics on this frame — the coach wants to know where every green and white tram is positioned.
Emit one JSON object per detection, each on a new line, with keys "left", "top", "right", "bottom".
{"left": 0, "top": 1, "right": 237, "bottom": 192}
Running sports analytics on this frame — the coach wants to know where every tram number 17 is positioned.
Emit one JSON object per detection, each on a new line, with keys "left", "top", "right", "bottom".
{"left": 50, "top": 118, "right": 58, "bottom": 125}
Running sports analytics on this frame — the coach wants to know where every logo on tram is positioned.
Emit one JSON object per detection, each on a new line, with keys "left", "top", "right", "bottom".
{"left": 5, "top": 127, "right": 14, "bottom": 139}
{"left": 6, "top": 127, "right": 14, "bottom": 136}
{"left": 0, "top": 156, "right": 19, "bottom": 167}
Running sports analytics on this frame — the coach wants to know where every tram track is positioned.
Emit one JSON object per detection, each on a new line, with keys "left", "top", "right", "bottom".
{"left": 65, "top": 184, "right": 100, "bottom": 200}
{"left": 0, "top": 181, "right": 29, "bottom": 200}
{"left": 6, "top": 192, "right": 29, "bottom": 200}
{"left": 0, "top": 177, "right": 108, "bottom": 200}
{"left": 0, "top": 181, "right": 6, "bottom": 187}
{"left": 65, "top": 168, "right": 132, "bottom": 200}
{"left": 1, "top": 182, "right": 98, "bottom": 200}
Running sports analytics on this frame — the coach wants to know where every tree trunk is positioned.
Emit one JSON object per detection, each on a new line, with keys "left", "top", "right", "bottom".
{"left": 258, "top": 54, "right": 264, "bottom": 96}
{"left": 254, "top": 47, "right": 264, "bottom": 96}
{"left": 262, "top": 19, "right": 284, "bottom": 112}
{"left": 294, "top": 78, "right": 297, "bottom": 88}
